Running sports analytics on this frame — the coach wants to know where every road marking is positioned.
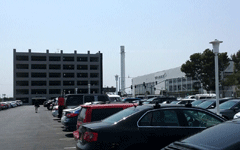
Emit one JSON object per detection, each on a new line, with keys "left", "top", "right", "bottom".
{"left": 64, "top": 147, "right": 76, "bottom": 149}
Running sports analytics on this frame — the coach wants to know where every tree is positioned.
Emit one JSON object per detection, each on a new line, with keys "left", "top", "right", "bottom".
{"left": 181, "top": 49, "right": 230, "bottom": 92}
{"left": 224, "top": 50, "right": 240, "bottom": 96}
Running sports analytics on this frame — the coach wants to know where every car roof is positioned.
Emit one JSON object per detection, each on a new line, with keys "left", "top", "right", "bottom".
{"left": 179, "top": 119, "right": 240, "bottom": 149}
{"left": 80, "top": 103, "right": 137, "bottom": 108}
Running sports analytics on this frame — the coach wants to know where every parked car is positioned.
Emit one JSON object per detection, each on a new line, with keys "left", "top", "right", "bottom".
{"left": 122, "top": 97, "right": 141, "bottom": 103}
{"left": 61, "top": 105, "right": 82, "bottom": 127}
{"left": 143, "top": 96, "right": 176, "bottom": 104}
{"left": 63, "top": 94, "right": 110, "bottom": 110}
{"left": 191, "top": 99, "right": 207, "bottom": 106}
{"left": 15, "top": 100, "right": 23, "bottom": 106}
{"left": 108, "top": 95, "right": 122, "bottom": 102}
{"left": 52, "top": 105, "right": 59, "bottom": 117}
{"left": 197, "top": 98, "right": 231, "bottom": 109}
{"left": 62, "top": 105, "right": 82, "bottom": 131}
{"left": 76, "top": 103, "right": 226, "bottom": 150}
{"left": 211, "top": 99, "right": 240, "bottom": 120}
{"left": 0, "top": 102, "right": 7, "bottom": 109}
{"left": 162, "top": 118, "right": 240, "bottom": 150}
{"left": 73, "top": 103, "right": 137, "bottom": 140}
{"left": 10, "top": 101, "right": 17, "bottom": 108}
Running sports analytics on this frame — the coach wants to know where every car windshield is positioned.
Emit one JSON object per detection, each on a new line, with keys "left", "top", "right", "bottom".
{"left": 219, "top": 101, "right": 238, "bottom": 110}
{"left": 146, "top": 97, "right": 155, "bottom": 102}
{"left": 198, "top": 101, "right": 214, "bottom": 109}
{"left": 170, "top": 101, "right": 179, "bottom": 104}
{"left": 192, "top": 100, "right": 205, "bottom": 106}
{"left": 102, "top": 107, "right": 141, "bottom": 124}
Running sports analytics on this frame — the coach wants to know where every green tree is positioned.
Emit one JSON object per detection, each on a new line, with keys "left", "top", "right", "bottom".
{"left": 181, "top": 49, "right": 229, "bottom": 92}
{"left": 224, "top": 50, "right": 240, "bottom": 96}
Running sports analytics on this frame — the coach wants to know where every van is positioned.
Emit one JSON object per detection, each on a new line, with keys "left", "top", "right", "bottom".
{"left": 107, "top": 94, "right": 122, "bottom": 102}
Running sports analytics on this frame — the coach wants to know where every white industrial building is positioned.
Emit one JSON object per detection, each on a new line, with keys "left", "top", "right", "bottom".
{"left": 132, "top": 61, "right": 234, "bottom": 98}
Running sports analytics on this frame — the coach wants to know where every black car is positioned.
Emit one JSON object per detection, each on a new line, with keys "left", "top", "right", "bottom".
{"left": 143, "top": 96, "right": 176, "bottom": 104}
{"left": 197, "top": 98, "right": 231, "bottom": 109}
{"left": 162, "top": 118, "right": 240, "bottom": 150}
{"left": 211, "top": 99, "right": 240, "bottom": 120}
{"left": 191, "top": 99, "right": 207, "bottom": 106}
{"left": 122, "top": 97, "right": 141, "bottom": 103}
{"left": 76, "top": 103, "right": 226, "bottom": 150}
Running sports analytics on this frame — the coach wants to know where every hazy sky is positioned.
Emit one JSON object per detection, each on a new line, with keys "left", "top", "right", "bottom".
{"left": 1, "top": 0, "right": 240, "bottom": 97}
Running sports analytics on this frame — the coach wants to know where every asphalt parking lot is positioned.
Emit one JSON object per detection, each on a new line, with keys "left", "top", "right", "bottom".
{"left": 0, "top": 105, "right": 76, "bottom": 150}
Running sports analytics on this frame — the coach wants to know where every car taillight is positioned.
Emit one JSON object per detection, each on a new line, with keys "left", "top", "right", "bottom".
{"left": 83, "top": 131, "right": 98, "bottom": 142}
{"left": 66, "top": 113, "right": 78, "bottom": 118}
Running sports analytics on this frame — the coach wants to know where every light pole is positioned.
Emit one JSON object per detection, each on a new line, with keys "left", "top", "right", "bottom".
{"left": 115, "top": 75, "right": 119, "bottom": 95}
{"left": 210, "top": 39, "right": 223, "bottom": 115}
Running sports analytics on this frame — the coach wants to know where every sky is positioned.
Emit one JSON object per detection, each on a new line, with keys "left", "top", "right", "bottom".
{"left": 1, "top": 0, "right": 240, "bottom": 97}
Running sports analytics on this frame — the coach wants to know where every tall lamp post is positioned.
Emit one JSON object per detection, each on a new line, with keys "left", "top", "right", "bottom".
{"left": 115, "top": 75, "right": 119, "bottom": 95}
{"left": 210, "top": 39, "right": 223, "bottom": 115}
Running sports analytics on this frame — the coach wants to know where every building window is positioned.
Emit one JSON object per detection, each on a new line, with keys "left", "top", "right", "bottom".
{"left": 63, "top": 56, "right": 74, "bottom": 61}
{"left": 31, "top": 56, "right": 46, "bottom": 61}
{"left": 49, "top": 64, "right": 61, "bottom": 70}
{"left": 77, "top": 65, "right": 88, "bottom": 70}
{"left": 16, "top": 55, "right": 28, "bottom": 61}
{"left": 49, "top": 56, "right": 61, "bottom": 61}
{"left": 63, "top": 65, "right": 74, "bottom": 70}
{"left": 90, "top": 65, "right": 99, "bottom": 70}
{"left": 49, "top": 89, "right": 61, "bottom": 94}
{"left": 90, "top": 73, "right": 99, "bottom": 78}
{"left": 77, "top": 57, "right": 88, "bottom": 62}
{"left": 77, "top": 81, "right": 88, "bottom": 85}
{"left": 49, "top": 73, "right": 61, "bottom": 78}
{"left": 63, "top": 73, "right": 74, "bottom": 78}
{"left": 78, "top": 89, "right": 88, "bottom": 94}
{"left": 90, "top": 81, "right": 99, "bottom": 86}
{"left": 31, "top": 81, "right": 47, "bottom": 86}
{"left": 49, "top": 81, "right": 61, "bottom": 86}
{"left": 77, "top": 73, "right": 88, "bottom": 78}
{"left": 90, "top": 89, "right": 99, "bottom": 94}
{"left": 63, "top": 81, "right": 74, "bottom": 86}
{"left": 16, "top": 64, "right": 28, "bottom": 69}
{"left": 31, "top": 89, "right": 46, "bottom": 94}
{"left": 16, "top": 89, "right": 29, "bottom": 95}
{"left": 90, "top": 57, "right": 99, "bottom": 62}
{"left": 31, "top": 73, "right": 46, "bottom": 78}
{"left": 16, "top": 81, "right": 28, "bottom": 86}
{"left": 63, "top": 89, "right": 75, "bottom": 94}
{"left": 31, "top": 64, "right": 46, "bottom": 69}
{"left": 16, "top": 72, "right": 29, "bottom": 78}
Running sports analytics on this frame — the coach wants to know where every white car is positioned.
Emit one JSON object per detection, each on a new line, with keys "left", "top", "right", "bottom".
{"left": 108, "top": 94, "right": 122, "bottom": 102}
{"left": 61, "top": 106, "right": 82, "bottom": 125}
{"left": 52, "top": 106, "right": 59, "bottom": 117}
{"left": 234, "top": 112, "right": 240, "bottom": 119}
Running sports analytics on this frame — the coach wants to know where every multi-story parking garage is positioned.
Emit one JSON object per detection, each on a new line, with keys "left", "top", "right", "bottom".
{"left": 13, "top": 49, "right": 103, "bottom": 104}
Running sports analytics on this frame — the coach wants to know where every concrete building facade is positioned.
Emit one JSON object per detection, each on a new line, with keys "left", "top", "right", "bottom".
{"left": 14, "top": 49, "right": 103, "bottom": 104}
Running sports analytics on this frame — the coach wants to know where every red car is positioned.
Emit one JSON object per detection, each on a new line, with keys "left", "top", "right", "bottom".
{"left": 73, "top": 103, "right": 137, "bottom": 140}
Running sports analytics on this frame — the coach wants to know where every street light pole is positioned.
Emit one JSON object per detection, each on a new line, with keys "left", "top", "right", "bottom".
{"left": 210, "top": 39, "right": 223, "bottom": 115}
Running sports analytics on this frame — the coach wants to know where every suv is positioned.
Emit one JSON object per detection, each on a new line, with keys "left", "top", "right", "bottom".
{"left": 73, "top": 103, "right": 137, "bottom": 140}
{"left": 64, "top": 94, "right": 110, "bottom": 109}
{"left": 76, "top": 103, "right": 226, "bottom": 150}
{"left": 58, "top": 94, "right": 110, "bottom": 118}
